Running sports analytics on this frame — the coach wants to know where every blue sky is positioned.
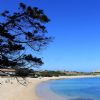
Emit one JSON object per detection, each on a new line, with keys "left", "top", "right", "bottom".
{"left": 1, "top": 0, "right": 100, "bottom": 72}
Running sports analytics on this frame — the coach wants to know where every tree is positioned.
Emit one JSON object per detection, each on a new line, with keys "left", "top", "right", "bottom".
{"left": 16, "top": 68, "right": 34, "bottom": 77}
{"left": 0, "top": 3, "right": 52, "bottom": 76}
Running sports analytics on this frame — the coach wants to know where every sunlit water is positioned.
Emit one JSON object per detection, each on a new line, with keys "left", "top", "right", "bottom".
{"left": 37, "top": 77, "right": 100, "bottom": 100}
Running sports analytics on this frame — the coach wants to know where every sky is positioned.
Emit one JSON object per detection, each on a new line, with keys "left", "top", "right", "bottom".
{"left": 0, "top": 0, "right": 100, "bottom": 72}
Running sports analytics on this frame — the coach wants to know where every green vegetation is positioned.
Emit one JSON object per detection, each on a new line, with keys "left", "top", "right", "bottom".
{"left": 32, "top": 70, "right": 100, "bottom": 77}
{"left": 90, "top": 72, "right": 100, "bottom": 75}
{"left": 16, "top": 68, "right": 35, "bottom": 77}
{"left": 39, "top": 71, "right": 66, "bottom": 77}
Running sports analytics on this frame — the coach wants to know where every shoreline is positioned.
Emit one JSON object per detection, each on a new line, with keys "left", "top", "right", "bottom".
{"left": 0, "top": 75, "right": 100, "bottom": 100}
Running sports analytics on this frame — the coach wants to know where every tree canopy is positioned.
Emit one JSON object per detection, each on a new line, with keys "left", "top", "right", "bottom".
{"left": 0, "top": 3, "right": 52, "bottom": 76}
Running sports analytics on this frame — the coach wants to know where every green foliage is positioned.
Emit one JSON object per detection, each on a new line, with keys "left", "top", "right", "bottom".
{"left": 36, "top": 71, "right": 100, "bottom": 77}
{"left": 16, "top": 68, "right": 34, "bottom": 77}
{"left": 39, "top": 71, "right": 66, "bottom": 77}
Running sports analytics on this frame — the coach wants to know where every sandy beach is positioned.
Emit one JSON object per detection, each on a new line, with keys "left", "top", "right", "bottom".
{"left": 0, "top": 75, "right": 100, "bottom": 100}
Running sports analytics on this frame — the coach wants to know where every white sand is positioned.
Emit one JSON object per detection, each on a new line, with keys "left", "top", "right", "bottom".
{"left": 0, "top": 75, "right": 100, "bottom": 100}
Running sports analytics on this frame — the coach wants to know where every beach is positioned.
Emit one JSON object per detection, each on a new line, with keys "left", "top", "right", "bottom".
{"left": 0, "top": 75, "right": 100, "bottom": 100}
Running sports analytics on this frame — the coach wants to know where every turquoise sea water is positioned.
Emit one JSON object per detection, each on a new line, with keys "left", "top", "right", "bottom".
{"left": 37, "top": 77, "right": 100, "bottom": 100}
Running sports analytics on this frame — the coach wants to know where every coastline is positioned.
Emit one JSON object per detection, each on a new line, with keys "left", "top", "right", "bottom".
{"left": 0, "top": 75, "right": 100, "bottom": 100}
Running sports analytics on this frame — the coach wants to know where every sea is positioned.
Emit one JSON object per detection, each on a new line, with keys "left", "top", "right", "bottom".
{"left": 37, "top": 77, "right": 100, "bottom": 100}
